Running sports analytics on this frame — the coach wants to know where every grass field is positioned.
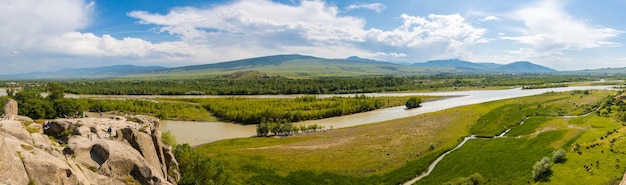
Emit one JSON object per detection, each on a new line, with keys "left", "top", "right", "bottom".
{"left": 194, "top": 90, "right": 621, "bottom": 184}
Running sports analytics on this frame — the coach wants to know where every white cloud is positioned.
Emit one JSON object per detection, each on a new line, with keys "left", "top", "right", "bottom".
{"left": 480, "top": 16, "right": 499, "bottom": 22}
{"left": 344, "top": 3, "right": 386, "bottom": 13}
{"left": 501, "top": 0, "right": 622, "bottom": 51}
{"left": 364, "top": 14, "right": 489, "bottom": 60}
{"left": 366, "top": 52, "right": 407, "bottom": 61}
{"left": 128, "top": 0, "right": 366, "bottom": 44}
{"left": 0, "top": 0, "right": 94, "bottom": 52}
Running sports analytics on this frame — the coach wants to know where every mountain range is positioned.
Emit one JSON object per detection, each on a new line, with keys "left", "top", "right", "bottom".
{"left": 0, "top": 54, "right": 622, "bottom": 79}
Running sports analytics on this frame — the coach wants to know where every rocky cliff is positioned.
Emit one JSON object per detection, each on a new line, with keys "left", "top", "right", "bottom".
{"left": 0, "top": 99, "right": 180, "bottom": 185}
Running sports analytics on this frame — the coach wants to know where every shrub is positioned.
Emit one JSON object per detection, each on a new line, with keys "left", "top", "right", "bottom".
{"left": 405, "top": 97, "right": 423, "bottom": 109}
{"left": 532, "top": 157, "right": 552, "bottom": 181}
{"left": 161, "top": 130, "right": 177, "bottom": 146}
{"left": 552, "top": 149, "right": 566, "bottom": 163}
{"left": 174, "top": 144, "right": 229, "bottom": 185}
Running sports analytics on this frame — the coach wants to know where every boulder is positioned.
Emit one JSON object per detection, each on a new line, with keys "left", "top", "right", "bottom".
{"left": 31, "top": 133, "right": 52, "bottom": 150}
{"left": 0, "top": 120, "right": 32, "bottom": 143}
{"left": 21, "top": 148, "right": 89, "bottom": 185}
{"left": 0, "top": 133, "right": 30, "bottom": 185}
{"left": 3, "top": 98, "right": 18, "bottom": 119}
{"left": 0, "top": 115, "right": 179, "bottom": 185}
{"left": 43, "top": 119, "right": 74, "bottom": 137}
{"left": 91, "top": 140, "right": 169, "bottom": 184}
{"left": 74, "top": 126, "right": 91, "bottom": 138}
{"left": 119, "top": 128, "right": 166, "bottom": 179}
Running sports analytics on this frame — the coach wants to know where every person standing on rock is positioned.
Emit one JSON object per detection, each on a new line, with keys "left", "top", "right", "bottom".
{"left": 107, "top": 126, "right": 112, "bottom": 138}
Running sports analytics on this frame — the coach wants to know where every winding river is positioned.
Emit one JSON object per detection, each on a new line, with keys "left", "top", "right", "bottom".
{"left": 161, "top": 86, "right": 613, "bottom": 146}
{"left": 1, "top": 86, "right": 615, "bottom": 146}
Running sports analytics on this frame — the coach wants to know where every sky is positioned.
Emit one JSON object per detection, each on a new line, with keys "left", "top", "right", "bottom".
{"left": 1, "top": 0, "right": 625, "bottom": 75}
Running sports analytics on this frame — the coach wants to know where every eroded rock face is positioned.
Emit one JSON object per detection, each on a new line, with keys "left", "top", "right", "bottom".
{"left": 3, "top": 98, "right": 18, "bottom": 119}
{"left": 0, "top": 114, "right": 180, "bottom": 185}
{"left": 0, "top": 133, "right": 30, "bottom": 185}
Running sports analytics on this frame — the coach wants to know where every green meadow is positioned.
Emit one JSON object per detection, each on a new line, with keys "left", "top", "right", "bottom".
{"left": 196, "top": 89, "right": 623, "bottom": 184}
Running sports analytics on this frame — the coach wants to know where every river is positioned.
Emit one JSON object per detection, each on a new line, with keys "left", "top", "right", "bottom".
{"left": 160, "top": 86, "right": 613, "bottom": 146}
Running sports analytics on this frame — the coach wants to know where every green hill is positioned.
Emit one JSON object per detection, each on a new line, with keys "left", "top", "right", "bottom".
{"left": 143, "top": 54, "right": 455, "bottom": 78}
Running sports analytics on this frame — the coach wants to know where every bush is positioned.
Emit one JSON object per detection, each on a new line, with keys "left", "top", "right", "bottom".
{"left": 174, "top": 144, "right": 229, "bottom": 185}
{"left": 405, "top": 97, "right": 423, "bottom": 109}
{"left": 532, "top": 157, "right": 552, "bottom": 181}
{"left": 161, "top": 130, "right": 177, "bottom": 146}
{"left": 552, "top": 149, "right": 566, "bottom": 163}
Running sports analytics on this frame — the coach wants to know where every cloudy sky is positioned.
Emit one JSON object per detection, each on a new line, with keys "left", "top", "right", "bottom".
{"left": 1, "top": 0, "right": 625, "bottom": 74}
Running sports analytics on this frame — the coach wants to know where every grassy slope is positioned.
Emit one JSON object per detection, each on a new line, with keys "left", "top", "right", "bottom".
{"left": 415, "top": 131, "right": 566, "bottom": 185}
{"left": 196, "top": 90, "right": 617, "bottom": 184}
{"left": 132, "top": 58, "right": 458, "bottom": 79}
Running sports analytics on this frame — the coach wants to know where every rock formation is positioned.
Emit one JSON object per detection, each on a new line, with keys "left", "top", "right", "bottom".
{"left": 3, "top": 98, "right": 17, "bottom": 119}
{"left": 0, "top": 112, "right": 180, "bottom": 184}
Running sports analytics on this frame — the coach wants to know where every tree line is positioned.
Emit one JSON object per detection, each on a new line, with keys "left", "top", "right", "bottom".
{"left": 2, "top": 83, "right": 212, "bottom": 120}
{"left": 2, "top": 74, "right": 602, "bottom": 96}
{"left": 194, "top": 95, "right": 406, "bottom": 124}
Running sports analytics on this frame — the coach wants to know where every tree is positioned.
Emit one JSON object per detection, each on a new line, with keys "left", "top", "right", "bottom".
{"left": 532, "top": 157, "right": 552, "bottom": 181}
{"left": 47, "top": 82, "right": 66, "bottom": 101}
{"left": 161, "top": 130, "right": 177, "bottom": 146}
{"left": 405, "top": 97, "right": 423, "bottom": 109}
{"left": 256, "top": 122, "right": 270, "bottom": 136}
{"left": 552, "top": 149, "right": 566, "bottom": 163}
{"left": 14, "top": 89, "right": 56, "bottom": 119}
{"left": 174, "top": 144, "right": 229, "bottom": 185}
{"left": 53, "top": 98, "right": 80, "bottom": 118}
{"left": 282, "top": 122, "right": 294, "bottom": 136}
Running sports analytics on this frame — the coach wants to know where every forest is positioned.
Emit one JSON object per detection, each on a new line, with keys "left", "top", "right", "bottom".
{"left": 190, "top": 95, "right": 414, "bottom": 124}
{"left": 1, "top": 74, "right": 604, "bottom": 95}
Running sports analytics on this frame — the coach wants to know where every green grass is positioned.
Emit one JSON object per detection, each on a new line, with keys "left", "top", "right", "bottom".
{"left": 507, "top": 116, "right": 551, "bottom": 137}
{"left": 470, "top": 91, "right": 608, "bottom": 136}
{"left": 195, "top": 90, "right": 617, "bottom": 184}
{"left": 548, "top": 116, "right": 626, "bottom": 185}
{"left": 415, "top": 130, "right": 566, "bottom": 185}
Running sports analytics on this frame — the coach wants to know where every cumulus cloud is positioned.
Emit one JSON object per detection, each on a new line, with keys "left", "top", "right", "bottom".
{"left": 363, "top": 14, "right": 489, "bottom": 59}
{"left": 344, "top": 3, "right": 386, "bottom": 13}
{"left": 502, "top": 0, "right": 622, "bottom": 51}
{"left": 128, "top": 0, "right": 366, "bottom": 44}
{"left": 0, "top": 0, "right": 94, "bottom": 52}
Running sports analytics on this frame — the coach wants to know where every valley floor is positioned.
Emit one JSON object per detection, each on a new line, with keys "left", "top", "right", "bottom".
{"left": 196, "top": 89, "right": 626, "bottom": 184}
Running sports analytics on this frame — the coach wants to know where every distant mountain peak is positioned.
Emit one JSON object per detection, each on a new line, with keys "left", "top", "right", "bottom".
{"left": 412, "top": 58, "right": 556, "bottom": 73}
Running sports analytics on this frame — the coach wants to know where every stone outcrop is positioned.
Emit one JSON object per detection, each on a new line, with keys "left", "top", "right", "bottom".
{"left": 0, "top": 114, "right": 180, "bottom": 185}
{"left": 3, "top": 98, "right": 17, "bottom": 119}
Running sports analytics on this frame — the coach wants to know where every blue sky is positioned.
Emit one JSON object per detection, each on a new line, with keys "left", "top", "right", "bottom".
{"left": 1, "top": 0, "right": 625, "bottom": 74}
